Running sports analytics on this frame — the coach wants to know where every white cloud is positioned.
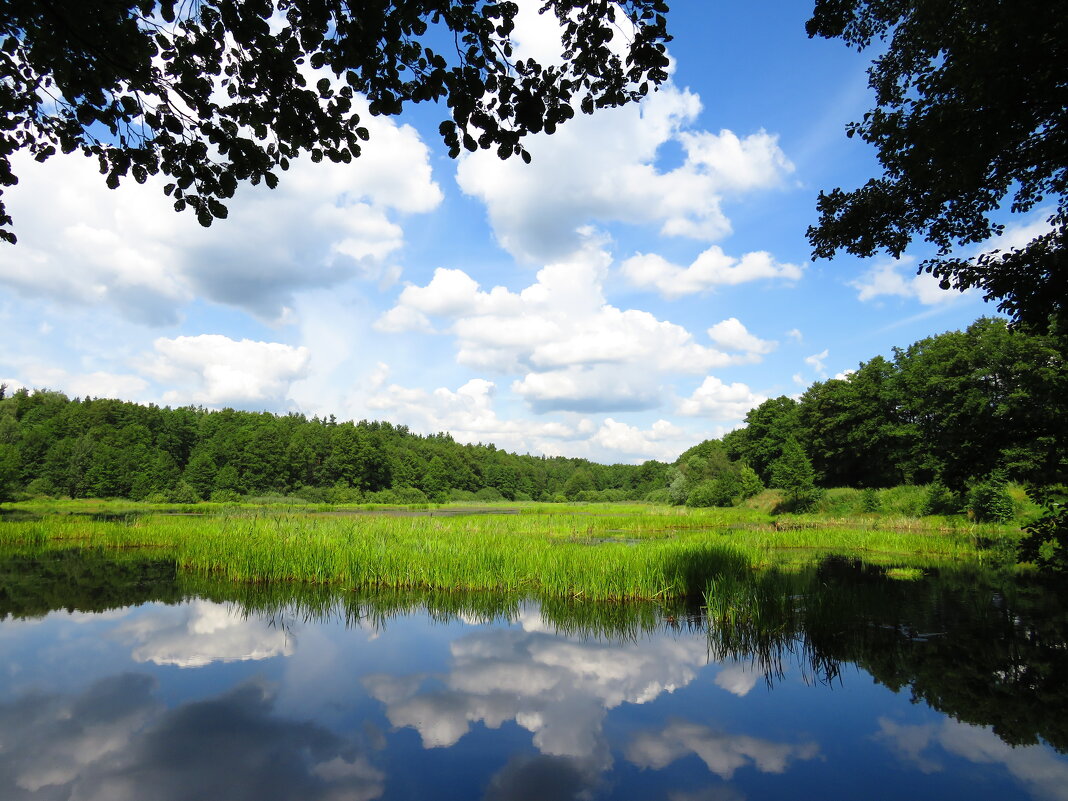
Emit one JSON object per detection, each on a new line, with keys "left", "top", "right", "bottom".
{"left": 590, "top": 418, "right": 691, "bottom": 462}
{"left": 850, "top": 257, "right": 966, "bottom": 306}
{"left": 377, "top": 246, "right": 761, "bottom": 415}
{"left": 138, "top": 335, "right": 310, "bottom": 407}
{"left": 0, "top": 102, "right": 442, "bottom": 323}
{"left": 677, "top": 376, "right": 765, "bottom": 419}
{"left": 365, "top": 375, "right": 580, "bottom": 453}
{"left": 804, "top": 349, "right": 829, "bottom": 376}
{"left": 706, "top": 318, "right": 777, "bottom": 354}
{"left": 456, "top": 82, "right": 793, "bottom": 263}
{"left": 786, "top": 328, "right": 803, "bottom": 343}
{"left": 5, "top": 367, "right": 148, "bottom": 401}
{"left": 621, "top": 247, "right": 803, "bottom": 299}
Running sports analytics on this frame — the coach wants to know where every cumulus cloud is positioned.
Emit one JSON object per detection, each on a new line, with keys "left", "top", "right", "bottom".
{"left": 365, "top": 374, "right": 578, "bottom": 450}
{"left": 4, "top": 367, "right": 148, "bottom": 401}
{"left": 0, "top": 101, "right": 442, "bottom": 323}
{"left": 677, "top": 376, "right": 765, "bottom": 419}
{"left": 621, "top": 247, "right": 803, "bottom": 299}
{"left": 589, "top": 418, "right": 690, "bottom": 461}
{"left": 376, "top": 246, "right": 764, "bottom": 415}
{"left": 850, "top": 258, "right": 966, "bottom": 306}
{"left": 137, "top": 335, "right": 310, "bottom": 407}
{"left": 706, "top": 318, "right": 777, "bottom": 355}
{"left": 626, "top": 719, "right": 819, "bottom": 779}
{"left": 456, "top": 81, "right": 793, "bottom": 263}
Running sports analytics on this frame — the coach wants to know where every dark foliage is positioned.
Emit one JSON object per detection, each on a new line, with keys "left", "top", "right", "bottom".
{"left": 807, "top": 0, "right": 1068, "bottom": 329}
{"left": 0, "top": 0, "right": 671, "bottom": 242}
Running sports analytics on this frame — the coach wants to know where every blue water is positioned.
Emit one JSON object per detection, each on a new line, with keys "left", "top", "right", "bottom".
{"left": 1, "top": 572, "right": 1065, "bottom": 801}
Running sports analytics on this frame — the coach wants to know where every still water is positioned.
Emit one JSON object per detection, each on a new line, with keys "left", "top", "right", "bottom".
{"left": 1, "top": 550, "right": 1066, "bottom": 800}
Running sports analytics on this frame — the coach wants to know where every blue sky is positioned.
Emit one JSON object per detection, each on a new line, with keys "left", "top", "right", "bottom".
{"left": 0, "top": 1, "right": 1033, "bottom": 463}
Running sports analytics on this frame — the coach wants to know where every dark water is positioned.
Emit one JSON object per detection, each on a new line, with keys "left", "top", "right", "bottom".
{"left": 1, "top": 550, "right": 1066, "bottom": 801}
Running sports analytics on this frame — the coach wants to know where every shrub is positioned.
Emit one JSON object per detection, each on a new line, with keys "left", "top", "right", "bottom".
{"left": 737, "top": 466, "right": 764, "bottom": 501}
{"left": 292, "top": 485, "right": 329, "bottom": 503}
{"left": 513, "top": 491, "right": 533, "bottom": 502}
{"left": 685, "top": 480, "right": 719, "bottom": 507}
{"left": 168, "top": 481, "right": 201, "bottom": 504}
{"left": 474, "top": 487, "right": 504, "bottom": 502}
{"left": 391, "top": 486, "right": 428, "bottom": 504}
{"left": 967, "top": 473, "right": 1015, "bottom": 523}
{"left": 1017, "top": 486, "right": 1068, "bottom": 572}
{"left": 921, "top": 482, "right": 961, "bottom": 516}
{"left": 643, "top": 488, "right": 673, "bottom": 505}
{"left": 210, "top": 489, "right": 242, "bottom": 503}
{"left": 448, "top": 489, "right": 477, "bottom": 502}
{"left": 861, "top": 487, "right": 881, "bottom": 513}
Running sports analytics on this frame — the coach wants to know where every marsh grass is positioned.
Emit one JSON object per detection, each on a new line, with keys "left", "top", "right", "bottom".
{"left": 0, "top": 500, "right": 1019, "bottom": 602}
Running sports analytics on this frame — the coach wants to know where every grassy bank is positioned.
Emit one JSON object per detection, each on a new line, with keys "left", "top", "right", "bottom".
{"left": 0, "top": 500, "right": 1020, "bottom": 602}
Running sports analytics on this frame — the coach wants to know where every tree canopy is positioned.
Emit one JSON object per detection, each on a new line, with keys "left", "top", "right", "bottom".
{"left": 0, "top": 0, "right": 670, "bottom": 242}
{"left": 806, "top": 0, "right": 1068, "bottom": 330}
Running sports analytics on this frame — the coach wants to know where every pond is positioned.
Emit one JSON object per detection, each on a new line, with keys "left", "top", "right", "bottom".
{"left": 1, "top": 550, "right": 1066, "bottom": 800}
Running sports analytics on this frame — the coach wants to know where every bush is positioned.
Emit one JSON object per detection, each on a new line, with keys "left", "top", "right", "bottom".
{"left": 513, "top": 490, "right": 533, "bottom": 502}
{"left": 168, "top": 481, "right": 201, "bottom": 504}
{"left": 210, "top": 489, "right": 242, "bottom": 503}
{"left": 292, "top": 485, "right": 329, "bottom": 504}
{"left": 474, "top": 487, "right": 504, "bottom": 502}
{"left": 920, "top": 482, "right": 960, "bottom": 516}
{"left": 390, "top": 486, "right": 428, "bottom": 504}
{"left": 643, "top": 488, "right": 673, "bottom": 505}
{"left": 737, "top": 466, "right": 764, "bottom": 500}
{"left": 1018, "top": 486, "right": 1068, "bottom": 572}
{"left": 861, "top": 487, "right": 881, "bottom": 513}
{"left": 449, "top": 489, "right": 477, "bottom": 502}
{"left": 970, "top": 477, "right": 1014, "bottom": 523}
{"left": 685, "top": 480, "right": 720, "bottom": 508}
{"left": 967, "top": 473, "right": 1015, "bottom": 523}
{"left": 327, "top": 485, "right": 363, "bottom": 504}
{"left": 23, "top": 477, "right": 59, "bottom": 498}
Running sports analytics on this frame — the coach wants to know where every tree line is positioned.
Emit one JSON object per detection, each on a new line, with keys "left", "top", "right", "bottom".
{"left": 0, "top": 317, "right": 1063, "bottom": 511}
{"left": 0, "top": 389, "right": 672, "bottom": 504}
{"left": 723, "top": 317, "right": 1066, "bottom": 503}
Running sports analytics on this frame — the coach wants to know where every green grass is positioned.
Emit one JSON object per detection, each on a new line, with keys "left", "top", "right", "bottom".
{"left": 0, "top": 499, "right": 1021, "bottom": 602}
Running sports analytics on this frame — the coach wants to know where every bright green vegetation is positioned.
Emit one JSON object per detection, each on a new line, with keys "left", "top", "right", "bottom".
{"left": 0, "top": 501, "right": 1020, "bottom": 602}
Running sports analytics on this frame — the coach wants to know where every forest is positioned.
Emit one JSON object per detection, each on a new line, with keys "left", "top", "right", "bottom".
{"left": 0, "top": 317, "right": 1064, "bottom": 511}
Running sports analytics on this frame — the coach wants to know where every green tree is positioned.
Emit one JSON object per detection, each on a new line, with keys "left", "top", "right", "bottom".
{"left": 562, "top": 468, "right": 595, "bottom": 500}
{"left": 806, "top": 0, "right": 1068, "bottom": 329}
{"left": 771, "top": 438, "right": 817, "bottom": 509}
{"left": 0, "top": 0, "right": 670, "bottom": 242}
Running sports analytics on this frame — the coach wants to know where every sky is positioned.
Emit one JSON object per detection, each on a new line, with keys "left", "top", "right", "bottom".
{"left": 0, "top": 1, "right": 1035, "bottom": 464}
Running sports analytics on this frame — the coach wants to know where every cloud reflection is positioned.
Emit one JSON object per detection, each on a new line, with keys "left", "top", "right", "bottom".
{"left": 0, "top": 674, "right": 384, "bottom": 801}
{"left": 115, "top": 600, "right": 294, "bottom": 667}
{"left": 626, "top": 719, "right": 819, "bottom": 780}
{"left": 876, "top": 717, "right": 1068, "bottom": 800}
{"left": 364, "top": 610, "right": 708, "bottom": 760}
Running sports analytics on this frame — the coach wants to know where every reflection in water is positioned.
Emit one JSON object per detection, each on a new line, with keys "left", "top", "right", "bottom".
{"left": 0, "top": 675, "right": 384, "bottom": 801}
{"left": 365, "top": 608, "right": 707, "bottom": 758}
{"left": 1, "top": 547, "right": 1067, "bottom": 799}
{"left": 626, "top": 719, "right": 819, "bottom": 779}
{"left": 116, "top": 600, "right": 294, "bottom": 667}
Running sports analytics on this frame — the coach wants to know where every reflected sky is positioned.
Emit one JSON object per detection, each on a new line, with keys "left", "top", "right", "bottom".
{"left": 2, "top": 588, "right": 1066, "bottom": 801}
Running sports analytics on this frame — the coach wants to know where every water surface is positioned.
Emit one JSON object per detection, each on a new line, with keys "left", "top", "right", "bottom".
{"left": 1, "top": 550, "right": 1065, "bottom": 800}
